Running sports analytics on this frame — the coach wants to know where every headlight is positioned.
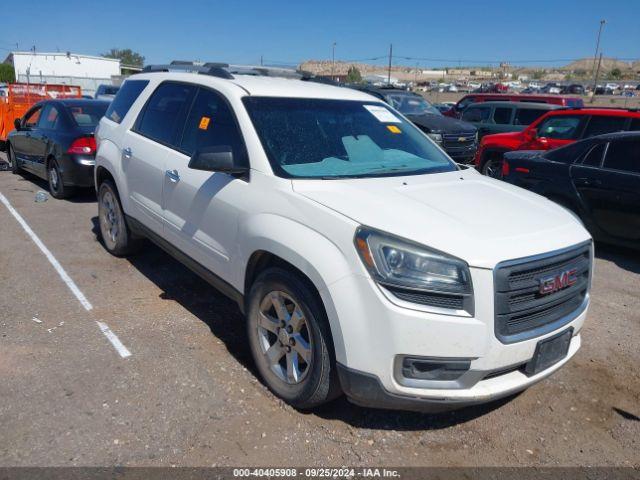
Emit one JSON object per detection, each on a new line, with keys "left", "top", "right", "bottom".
{"left": 427, "top": 133, "right": 443, "bottom": 144}
{"left": 354, "top": 227, "right": 472, "bottom": 295}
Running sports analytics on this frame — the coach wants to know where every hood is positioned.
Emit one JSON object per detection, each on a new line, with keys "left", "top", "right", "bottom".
{"left": 406, "top": 113, "right": 477, "bottom": 134}
{"left": 292, "top": 168, "right": 590, "bottom": 269}
{"left": 481, "top": 130, "right": 522, "bottom": 144}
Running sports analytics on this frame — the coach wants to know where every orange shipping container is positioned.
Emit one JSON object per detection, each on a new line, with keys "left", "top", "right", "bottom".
{"left": 0, "top": 83, "right": 82, "bottom": 148}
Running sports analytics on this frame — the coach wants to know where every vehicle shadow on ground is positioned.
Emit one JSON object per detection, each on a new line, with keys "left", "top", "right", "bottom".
{"left": 9, "top": 171, "right": 96, "bottom": 203}
{"left": 595, "top": 243, "right": 640, "bottom": 274}
{"left": 90, "top": 217, "right": 517, "bottom": 430}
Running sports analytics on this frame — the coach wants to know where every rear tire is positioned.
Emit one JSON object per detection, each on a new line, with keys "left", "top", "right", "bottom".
{"left": 48, "top": 159, "right": 74, "bottom": 199}
{"left": 98, "top": 180, "right": 142, "bottom": 256}
{"left": 246, "top": 267, "right": 341, "bottom": 409}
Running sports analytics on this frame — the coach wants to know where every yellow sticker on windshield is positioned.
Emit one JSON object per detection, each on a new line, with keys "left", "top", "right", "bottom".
{"left": 387, "top": 125, "right": 401, "bottom": 134}
{"left": 199, "top": 116, "right": 211, "bottom": 130}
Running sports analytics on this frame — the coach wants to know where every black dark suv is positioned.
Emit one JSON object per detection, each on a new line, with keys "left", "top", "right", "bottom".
{"left": 353, "top": 86, "right": 478, "bottom": 163}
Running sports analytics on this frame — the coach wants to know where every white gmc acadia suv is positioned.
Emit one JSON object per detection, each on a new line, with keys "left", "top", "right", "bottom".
{"left": 95, "top": 63, "right": 593, "bottom": 412}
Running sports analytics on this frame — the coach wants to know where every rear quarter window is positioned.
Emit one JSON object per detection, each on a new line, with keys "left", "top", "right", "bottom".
{"left": 105, "top": 80, "right": 149, "bottom": 124}
{"left": 514, "top": 108, "right": 549, "bottom": 126}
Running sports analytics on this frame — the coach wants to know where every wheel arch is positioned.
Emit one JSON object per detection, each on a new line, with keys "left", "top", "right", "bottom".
{"left": 240, "top": 215, "right": 354, "bottom": 362}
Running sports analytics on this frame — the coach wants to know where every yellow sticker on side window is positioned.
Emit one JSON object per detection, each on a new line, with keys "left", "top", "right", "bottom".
{"left": 199, "top": 116, "right": 211, "bottom": 130}
{"left": 386, "top": 125, "right": 401, "bottom": 134}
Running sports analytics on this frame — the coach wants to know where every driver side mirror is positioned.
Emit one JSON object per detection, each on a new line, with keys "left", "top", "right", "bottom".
{"left": 188, "top": 145, "right": 249, "bottom": 176}
{"left": 13, "top": 118, "right": 22, "bottom": 131}
{"left": 524, "top": 129, "right": 538, "bottom": 142}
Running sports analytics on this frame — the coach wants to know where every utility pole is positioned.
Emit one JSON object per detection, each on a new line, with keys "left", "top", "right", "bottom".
{"left": 331, "top": 42, "right": 336, "bottom": 81}
{"left": 260, "top": 55, "right": 263, "bottom": 66}
{"left": 591, "top": 19, "right": 606, "bottom": 79}
{"left": 387, "top": 43, "right": 393, "bottom": 85}
{"left": 591, "top": 53, "right": 603, "bottom": 104}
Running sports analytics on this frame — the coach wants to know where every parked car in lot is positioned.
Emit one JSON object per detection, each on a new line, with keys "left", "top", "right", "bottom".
{"left": 6, "top": 99, "right": 109, "bottom": 198}
{"left": 95, "top": 62, "right": 592, "bottom": 412}
{"left": 461, "top": 101, "right": 560, "bottom": 139}
{"left": 94, "top": 84, "right": 120, "bottom": 101}
{"left": 503, "top": 132, "right": 640, "bottom": 249}
{"left": 352, "top": 86, "right": 478, "bottom": 163}
{"left": 444, "top": 93, "right": 584, "bottom": 118}
{"left": 475, "top": 107, "right": 640, "bottom": 177}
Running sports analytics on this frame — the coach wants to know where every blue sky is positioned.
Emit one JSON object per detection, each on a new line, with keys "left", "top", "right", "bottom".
{"left": 2, "top": 0, "right": 639, "bottom": 68}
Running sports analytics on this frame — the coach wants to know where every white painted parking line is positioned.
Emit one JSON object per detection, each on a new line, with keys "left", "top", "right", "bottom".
{"left": 96, "top": 321, "right": 132, "bottom": 358}
{"left": 0, "top": 191, "right": 94, "bottom": 311}
{"left": 0, "top": 190, "right": 132, "bottom": 359}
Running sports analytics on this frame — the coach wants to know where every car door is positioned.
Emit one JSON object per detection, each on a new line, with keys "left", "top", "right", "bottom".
{"left": 528, "top": 114, "right": 586, "bottom": 150}
{"left": 11, "top": 105, "right": 43, "bottom": 171}
{"left": 162, "top": 86, "right": 250, "bottom": 283}
{"left": 583, "top": 138, "right": 640, "bottom": 241}
{"left": 31, "top": 103, "right": 61, "bottom": 177}
{"left": 122, "top": 81, "right": 196, "bottom": 236}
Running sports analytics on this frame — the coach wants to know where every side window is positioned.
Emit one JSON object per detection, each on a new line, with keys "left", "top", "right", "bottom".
{"left": 581, "top": 143, "right": 605, "bottom": 167}
{"left": 38, "top": 104, "right": 60, "bottom": 130}
{"left": 628, "top": 118, "right": 640, "bottom": 131}
{"left": 514, "top": 108, "right": 547, "bottom": 126}
{"left": 603, "top": 140, "right": 640, "bottom": 174}
{"left": 179, "top": 88, "right": 247, "bottom": 164}
{"left": 105, "top": 80, "right": 149, "bottom": 124}
{"left": 537, "top": 115, "right": 582, "bottom": 140}
{"left": 23, "top": 106, "right": 42, "bottom": 128}
{"left": 462, "top": 106, "right": 490, "bottom": 123}
{"left": 135, "top": 82, "right": 196, "bottom": 147}
{"left": 583, "top": 115, "right": 628, "bottom": 138}
{"left": 492, "top": 107, "right": 512, "bottom": 125}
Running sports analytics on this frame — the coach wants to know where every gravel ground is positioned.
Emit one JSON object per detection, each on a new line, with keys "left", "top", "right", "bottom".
{"left": 0, "top": 152, "right": 638, "bottom": 467}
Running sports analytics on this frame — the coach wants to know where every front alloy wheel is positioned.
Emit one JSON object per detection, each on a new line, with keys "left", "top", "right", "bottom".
{"left": 257, "top": 291, "right": 313, "bottom": 384}
{"left": 482, "top": 157, "right": 503, "bottom": 179}
{"left": 247, "top": 268, "right": 340, "bottom": 409}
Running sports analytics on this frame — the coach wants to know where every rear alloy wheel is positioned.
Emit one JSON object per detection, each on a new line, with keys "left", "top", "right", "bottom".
{"left": 98, "top": 180, "right": 141, "bottom": 256}
{"left": 482, "top": 157, "right": 503, "bottom": 179}
{"left": 47, "top": 159, "right": 73, "bottom": 198}
{"left": 7, "top": 144, "right": 20, "bottom": 174}
{"left": 247, "top": 268, "right": 340, "bottom": 409}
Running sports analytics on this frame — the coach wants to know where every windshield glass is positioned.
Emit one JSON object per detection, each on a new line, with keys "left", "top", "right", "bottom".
{"left": 384, "top": 93, "right": 441, "bottom": 116}
{"left": 243, "top": 97, "right": 456, "bottom": 179}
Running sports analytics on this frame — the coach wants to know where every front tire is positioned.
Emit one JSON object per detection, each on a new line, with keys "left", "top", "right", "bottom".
{"left": 481, "top": 155, "right": 504, "bottom": 179}
{"left": 7, "top": 144, "right": 20, "bottom": 174}
{"left": 98, "top": 180, "right": 141, "bottom": 256}
{"left": 247, "top": 268, "right": 340, "bottom": 409}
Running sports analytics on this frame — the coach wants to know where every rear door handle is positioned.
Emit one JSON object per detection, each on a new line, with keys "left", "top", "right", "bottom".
{"left": 122, "top": 147, "right": 132, "bottom": 159}
{"left": 575, "top": 178, "right": 602, "bottom": 187}
{"left": 165, "top": 169, "right": 180, "bottom": 183}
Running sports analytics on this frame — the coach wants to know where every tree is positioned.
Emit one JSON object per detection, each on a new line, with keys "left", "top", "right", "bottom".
{"left": 532, "top": 70, "right": 545, "bottom": 80}
{"left": 610, "top": 68, "right": 622, "bottom": 80}
{"left": 346, "top": 65, "right": 362, "bottom": 83}
{"left": 0, "top": 64, "right": 16, "bottom": 83}
{"left": 101, "top": 48, "right": 145, "bottom": 67}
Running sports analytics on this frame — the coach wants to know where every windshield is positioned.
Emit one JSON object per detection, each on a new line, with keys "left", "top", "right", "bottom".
{"left": 243, "top": 97, "right": 456, "bottom": 179}
{"left": 384, "top": 93, "right": 441, "bottom": 116}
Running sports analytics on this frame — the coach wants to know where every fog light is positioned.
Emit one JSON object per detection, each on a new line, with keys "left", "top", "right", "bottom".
{"left": 401, "top": 357, "right": 471, "bottom": 381}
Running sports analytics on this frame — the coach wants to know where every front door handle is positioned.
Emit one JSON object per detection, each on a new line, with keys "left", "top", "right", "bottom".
{"left": 122, "top": 147, "right": 132, "bottom": 159}
{"left": 165, "top": 169, "right": 180, "bottom": 183}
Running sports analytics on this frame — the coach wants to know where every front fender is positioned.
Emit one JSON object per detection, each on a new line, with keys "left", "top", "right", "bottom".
{"left": 238, "top": 213, "right": 358, "bottom": 362}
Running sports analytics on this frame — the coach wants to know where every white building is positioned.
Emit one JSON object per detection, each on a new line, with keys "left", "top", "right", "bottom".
{"left": 3, "top": 51, "right": 121, "bottom": 96}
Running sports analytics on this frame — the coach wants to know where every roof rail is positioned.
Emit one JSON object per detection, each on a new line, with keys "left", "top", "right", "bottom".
{"left": 141, "top": 62, "right": 233, "bottom": 79}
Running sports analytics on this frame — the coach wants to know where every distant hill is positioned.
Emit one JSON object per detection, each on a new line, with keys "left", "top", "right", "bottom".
{"left": 558, "top": 57, "right": 633, "bottom": 72}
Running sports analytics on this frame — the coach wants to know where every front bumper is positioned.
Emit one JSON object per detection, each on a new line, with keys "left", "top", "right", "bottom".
{"left": 326, "top": 269, "right": 588, "bottom": 412}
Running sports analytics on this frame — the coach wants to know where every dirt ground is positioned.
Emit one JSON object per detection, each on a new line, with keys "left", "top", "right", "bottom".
{"left": 0, "top": 153, "right": 638, "bottom": 467}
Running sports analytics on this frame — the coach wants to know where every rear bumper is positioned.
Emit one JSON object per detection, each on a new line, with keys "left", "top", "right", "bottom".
{"left": 60, "top": 155, "right": 95, "bottom": 187}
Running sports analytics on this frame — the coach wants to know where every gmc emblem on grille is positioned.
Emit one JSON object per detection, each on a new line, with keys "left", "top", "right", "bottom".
{"left": 539, "top": 268, "right": 578, "bottom": 295}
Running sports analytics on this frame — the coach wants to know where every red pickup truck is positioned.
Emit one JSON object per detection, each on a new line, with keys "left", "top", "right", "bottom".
{"left": 474, "top": 107, "right": 640, "bottom": 177}
{"left": 444, "top": 93, "right": 584, "bottom": 119}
